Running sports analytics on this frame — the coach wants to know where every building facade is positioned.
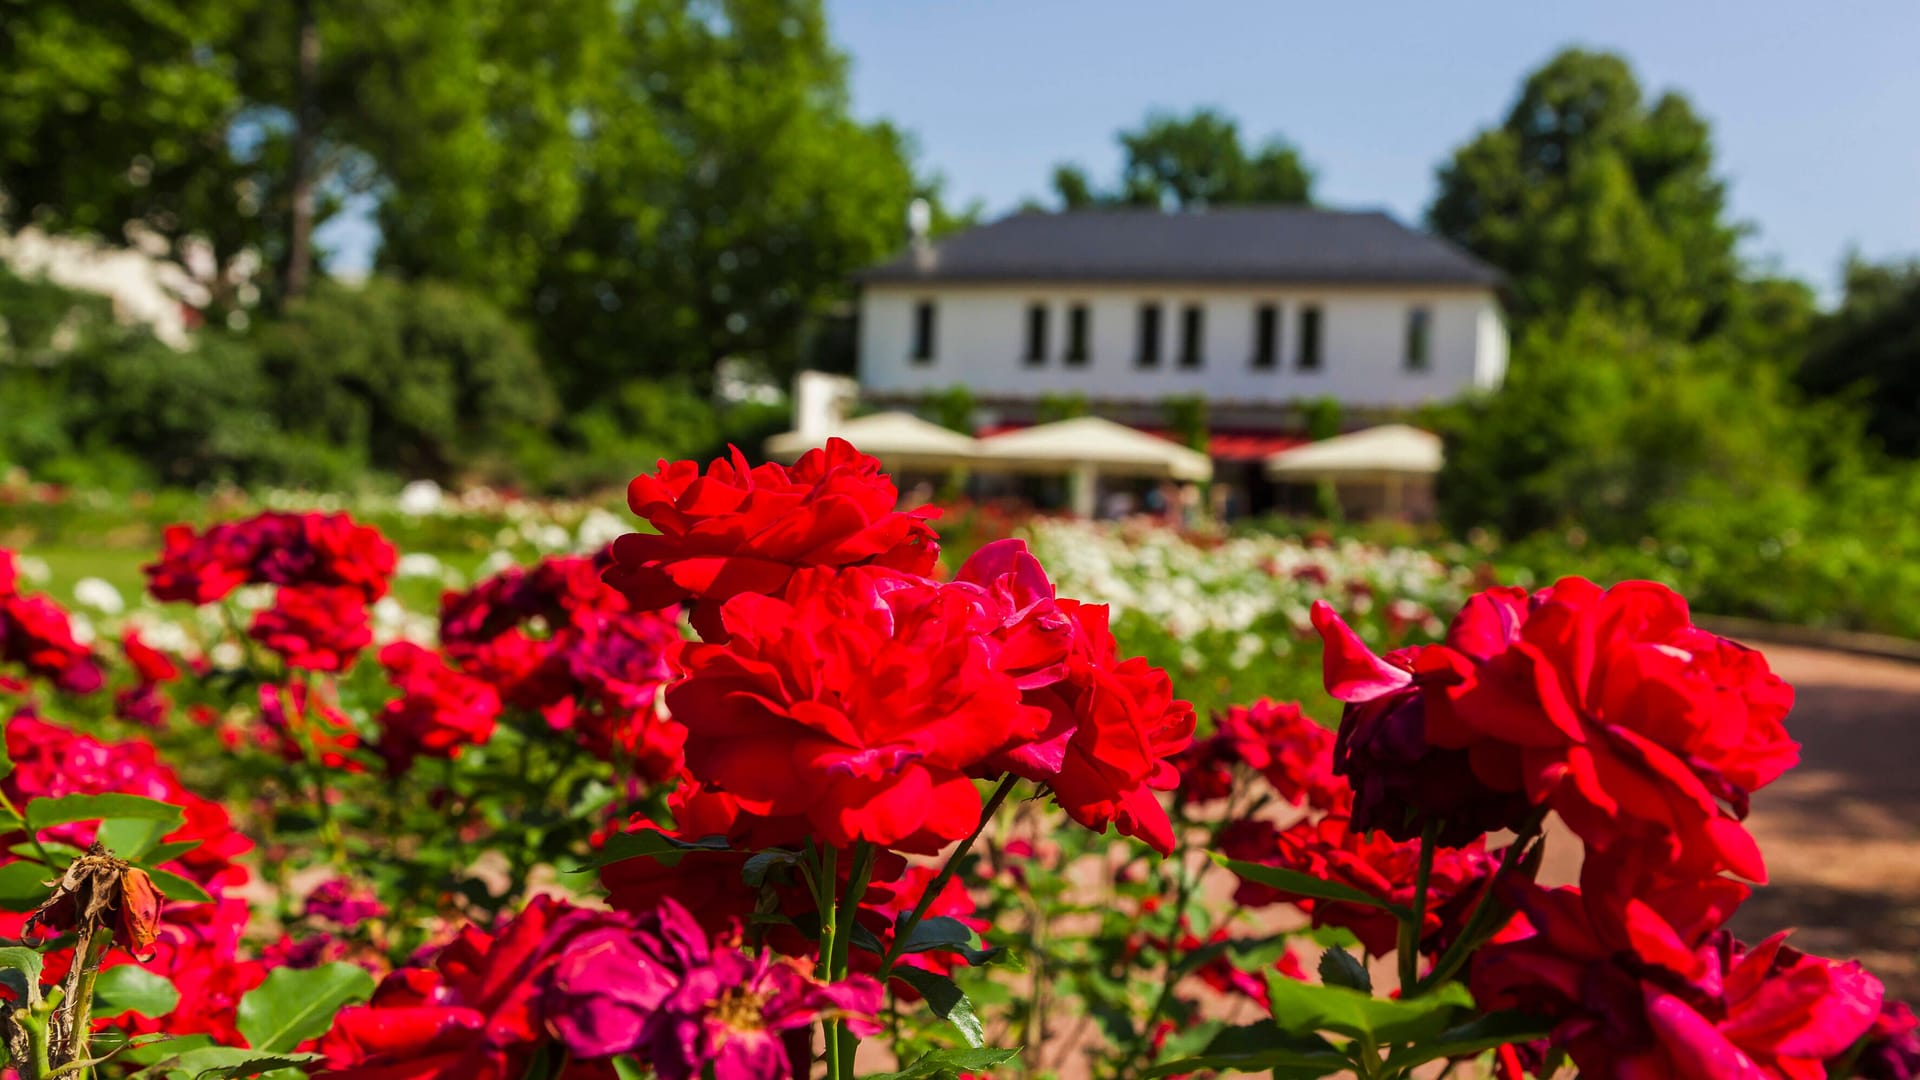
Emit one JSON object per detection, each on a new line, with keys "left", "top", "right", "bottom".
{"left": 855, "top": 208, "right": 1506, "bottom": 424}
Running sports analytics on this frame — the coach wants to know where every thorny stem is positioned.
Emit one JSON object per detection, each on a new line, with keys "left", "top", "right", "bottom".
{"left": 877, "top": 774, "right": 1019, "bottom": 979}
{"left": 815, "top": 845, "right": 843, "bottom": 1080}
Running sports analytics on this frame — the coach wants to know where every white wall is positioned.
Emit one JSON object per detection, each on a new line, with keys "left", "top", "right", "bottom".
{"left": 859, "top": 283, "right": 1506, "bottom": 410}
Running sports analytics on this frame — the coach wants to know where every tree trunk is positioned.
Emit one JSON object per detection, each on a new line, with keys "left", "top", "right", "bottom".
{"left": 282, "top": 0, "right": 320, "bottom": 299}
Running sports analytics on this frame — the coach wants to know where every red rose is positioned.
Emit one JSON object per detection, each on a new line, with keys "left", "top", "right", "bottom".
{"left": 122, "top": 628, "right": 181, "bottom": 684}
{"left": 1312, "top": 598, "right": 1531, "bottom": 845}
{"left": 376, "top": 643, "right": 501, "bottom": 773}
{"left": 1222, "top": 813, "right": 1494, "bottom": 958}
{"left": 1475, "top": 882, "right": 1882, "bottom": 1079}
{"left": 250, "top": 586, "right": 374, "bottom": 672}
{"left": 606, "top": 441, "right": 940, "bottom": 641}
{"left": 0, "top": 592, "right": 103, "bottom": 693}
{"left": 666, "top": 565, "right": 1044, "bottom": 853}
{"left": 1433, "top": 578, "right": 1797, "bottom": 882}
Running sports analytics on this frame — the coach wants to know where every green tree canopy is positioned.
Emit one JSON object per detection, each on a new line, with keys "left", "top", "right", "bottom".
{"left": 1427, "top": 48, "right": 1743, "bottom": 340}
{"left": 1050, "top": 107, "right": 1314, "bottom": 210}
{"left": 1799, "top": 256, "right": 1920, "bottom": 456}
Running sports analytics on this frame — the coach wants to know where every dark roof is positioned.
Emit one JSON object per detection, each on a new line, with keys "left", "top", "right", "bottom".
{"left": 859, "top": 207, "right": 1500, "bottom": 288}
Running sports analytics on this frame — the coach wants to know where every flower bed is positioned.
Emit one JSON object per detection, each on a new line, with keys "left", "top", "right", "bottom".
{"left": 0, "top": 443, "right": 1909, "bottom": 1080}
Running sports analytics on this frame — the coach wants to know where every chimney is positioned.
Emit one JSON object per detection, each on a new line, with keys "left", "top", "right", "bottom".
{"left": 793, "top": 371, "right": 858, "bottom": 440}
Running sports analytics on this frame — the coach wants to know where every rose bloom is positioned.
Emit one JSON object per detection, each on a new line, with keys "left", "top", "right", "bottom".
{"left": 0, "top": 591, "right": 104, "bottom": 693}
{"left": 1312, "top": 596, "right": 1535, "bottom": 846}
{"left": 259, "top": 681, "right": 365, "bottom": 771}
{"left": 606, "top": 441, "right": 940, "bottom": 641}
{"left": 250, "top": 586, "right": 374, "bottom": 672}
{"left": 1431, "top": 578, "right": 1798, "bottom": 882}
{"left": 666, "top": 565, "right": 1046, "bottom": 853}
{"left": 122, "top": 628, "right": 181, "bottom": 684}
{"left": 321, "top": 896, "right": 626, "bottom": 1080}
{"left": 375, "top": 643, "right": 501, "bottom": 773}
{"left": 146, "top": 511, "right": 396, "bottom": 606}
{"left": 1859, "top": 1001, "right": 1920, "bottom": 1080}
{"left": 1475, "top": 882, "right": 1883, "bottom": 1079}
{"left": 1175, "top": 698, "right": 1347, "bottom": 811}
{"left": 1221, "top": 814, "right": 1494, "bottom": 958}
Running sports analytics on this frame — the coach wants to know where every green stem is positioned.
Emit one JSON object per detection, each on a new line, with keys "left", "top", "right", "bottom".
{"left": 0, "top": 789, "right": 54, "bottom": 867}
{"left": 877, "top": 774, "right": 1018, "bottom": 979}
{"left": 1397, "top": 821, "right": 1439, "bottom": 994}
{"left": 815, "top": 845, "right": 842, "bottom": 1080}
{"left": 1117, "top": 855, "right": 1198, "bottom": 1080}
{"left": 1412, "top": 821, "right": 1543, "bottom": 996}
{"left": 831, "top": 843, "right": 876, "bottom": 1076}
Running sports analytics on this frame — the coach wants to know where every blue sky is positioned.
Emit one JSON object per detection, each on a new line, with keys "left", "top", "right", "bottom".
{"left": 328, "top": 1, "right": 1920, "bottom": 300}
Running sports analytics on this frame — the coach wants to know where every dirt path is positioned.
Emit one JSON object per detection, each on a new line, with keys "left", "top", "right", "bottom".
{"left": 1724, "top": 643, "right": 1920, "bottom": 1000}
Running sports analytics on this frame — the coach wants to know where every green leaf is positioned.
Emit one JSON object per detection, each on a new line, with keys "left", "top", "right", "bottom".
{"left": 0, "top": 737, "right": 12, "bottom": 781}
{"left": 890, "top": 966, "right": 986, "bottom": 1048}
{"left": 142, "top": 868, "right": 214, "bottom": 906}
{"left": 125, "top": 1044, "right": 322, "bottom": 1079}
{"left": 850, "top": 920, "right": 886, "bottom": 956}
{"left": 236, "top": 962, "right": 375, "bottom": 1053}
{"left": 741, "top": 849, "right": 799, "bottom": 888}
{"left": 1382, "top": 1009, "right": 1556, "bottom": 1071}
{"left": 137, "top": 841, "right": 202, "bottom": 867}
{"left": 1317, "top": 947, "right": 1371, "bottom": 993}
{"left": 866, "top": 1047, "right": 1022, "bottom": 1080}
{"left": 0, "top": 859, "right": 52, "bottom": 912}
{"left": 94, "top": 966, "right": 180, "bottom": 1018}
{"left": 0, "top": 945, "right": 44, "bottom": 1003}
{"left": 1264, "top": 974, "right": 1473, "bottom": 1045}
{"left": 610, "top": 1057, "right": 648, "bottom": 1080}
{"left": 1143, "top": 1021, "right": 1347, "bottom": 1077}
{"left": 895, "top": 915, "right": 1004, "bottom": 966}
{"left": 24, "top": 794, "right": 184, "bottom": 834}
{"left": 562, "top": 831, "right": 729, "bottom": 873}
{"left": 1214, "top": 855, "right": 1413, "bottom": 918}
{"left": 97, "top": 816, "right": 173, "bottom": 861}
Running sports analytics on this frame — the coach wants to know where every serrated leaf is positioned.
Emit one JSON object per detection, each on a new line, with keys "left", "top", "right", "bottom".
{"left": 1214, "top": 855, "right": 1412, "bottom": 918}
{"left": 1264, "top": 972, "right": 1472, "bottom": 1045}
{"left": 236, "top": 962, "right": 374, "bottom": 1053}
{"left": 1317, "top": 947, "right": 1371, "bottom": 993}
{"left": 25, "top": 793, "right": 184, "bottom": 834}
{"left": 1382, "top": 1009, "right": 1555, "bottom": 1071}
{"left": 142, "top": 867, "right": 214, "bottom": 906}
{"left": 850, "top": 920, "right": 886, "bottom": 956}
{"left": 867, "top": 1047, "right": 1022, "bottom": 1080}
{"left": 94, "top": 966, "right": 180, "bottom": 1018}
{"left": 890, "top": 966, "right": 985, "bottom": 1048}
{"left": 562, "top": 830, "right": 729, "bottom": 873}
{"left": 1143, "top": 1020, "right": 1347, "bottom": 1077}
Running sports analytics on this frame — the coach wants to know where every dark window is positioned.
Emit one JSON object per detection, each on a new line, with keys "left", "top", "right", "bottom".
{"left": 1252, "top": 303, "right": 1279, "bottom": 369}
{"left": 911, "top": 300, "right": 935, "bottom": 363}
{"left": 1137, "top": 303, "right": 1162, "bottom": 367}
{"left": 1024, "top": 303, "right": 1048, "bottom": 365}
{"left": 1297, "top": 305, "right": 1322, "bottom": 371}
{"left": 1064, "top": 303, "right": 1090, "bottom": 366}
{"left": 1179, "top": 304, "right": 1204, "bottom": 368}
{"left": 1405, "top": 307, "right": 1431, "bottom": 371}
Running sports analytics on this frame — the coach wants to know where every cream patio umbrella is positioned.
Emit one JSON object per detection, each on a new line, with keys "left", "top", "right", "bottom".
{"left": 763, "top": 411, "right": 981, "bottom": 472}
{"left": 1264, "top": 424, "right": 1442, "bottom": 517}
{"left": 974, "top": 416, "right": 1213, "bottom": 517}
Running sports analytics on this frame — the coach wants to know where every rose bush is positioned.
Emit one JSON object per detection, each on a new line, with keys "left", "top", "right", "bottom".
{"left": 0, "top": 444, "right": 1903, "bottom": 1080}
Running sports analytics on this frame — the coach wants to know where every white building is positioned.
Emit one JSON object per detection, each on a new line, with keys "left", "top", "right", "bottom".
{"left": 856, "top": 207, "right": 1505, "bottom": 420}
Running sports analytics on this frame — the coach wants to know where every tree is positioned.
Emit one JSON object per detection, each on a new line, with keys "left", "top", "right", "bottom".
{"left": 1050, "top": 108, "right": 1314, "bottom": 210}
{"left": 0, "top": 0, "right": 261, "bottom": 295}
{"left": 1799, "top": 256, "right": 1920, "bottom": 456}
{"left": 1427, "top": 48, "right": 1742, "bottom": 340}
{"left": 515, "top": 0, "right": 925, "bottom": 403}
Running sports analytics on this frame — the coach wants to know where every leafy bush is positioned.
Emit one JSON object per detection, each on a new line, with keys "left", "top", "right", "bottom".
{"left": 252, "top": 277, "right": 559, "bottom": 482}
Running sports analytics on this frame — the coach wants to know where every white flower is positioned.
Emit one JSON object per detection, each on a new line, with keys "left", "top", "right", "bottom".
{"left": 397, "top": 553, "right": 444, "bottom": 579}
{"left": 72, "top": 577, "right": 124, "bottom": 615}
{"left": 575, "top": 508, "right": 628, "bottom": 552}
{"left": 397, "top": 480, "right": 444, "bottom": 516}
